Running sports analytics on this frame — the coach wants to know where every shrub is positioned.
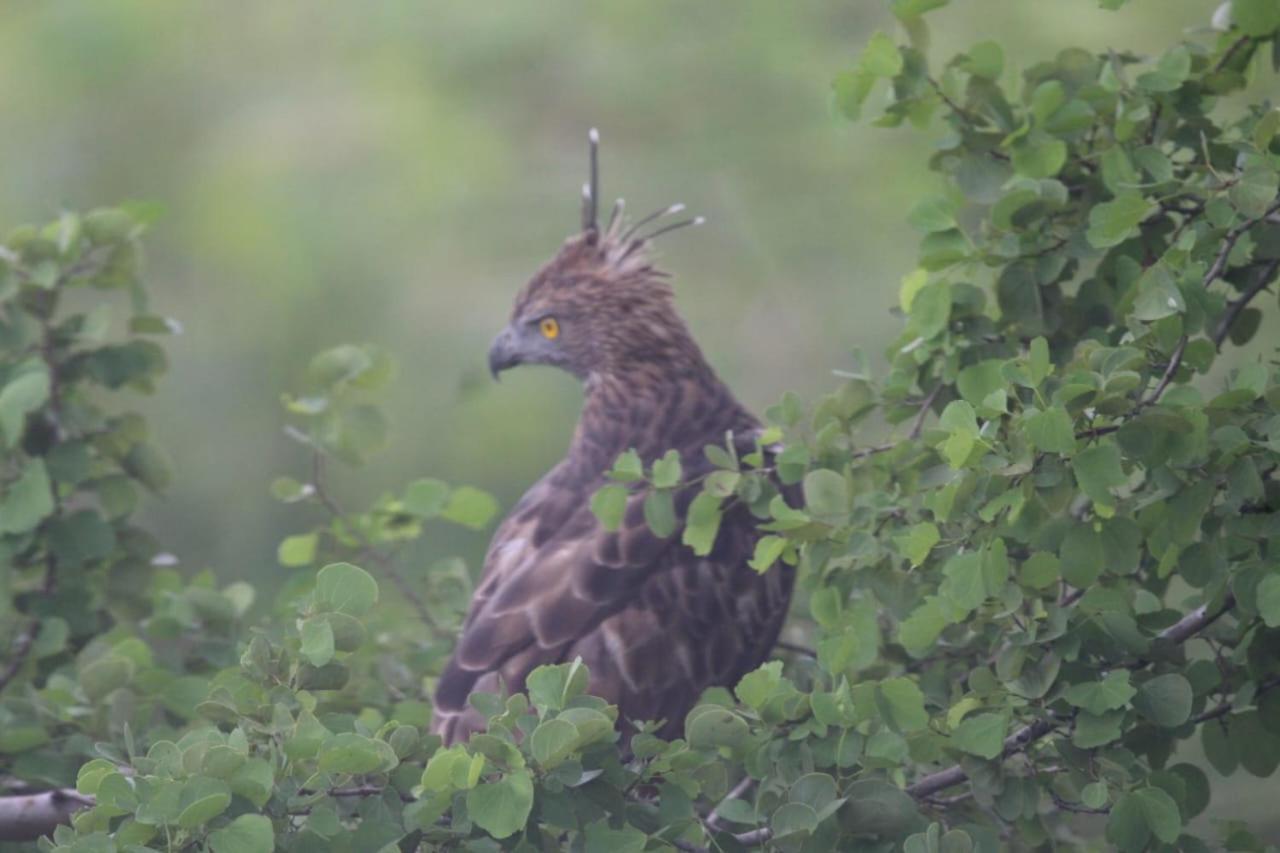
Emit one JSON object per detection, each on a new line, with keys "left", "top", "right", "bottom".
{"left": 2, "top": 2, "right": 1280, "bottom": 850}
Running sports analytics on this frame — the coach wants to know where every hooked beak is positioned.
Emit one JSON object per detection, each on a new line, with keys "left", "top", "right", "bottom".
{"left": 487, "top": 326, "right": 521, "bottom": 380}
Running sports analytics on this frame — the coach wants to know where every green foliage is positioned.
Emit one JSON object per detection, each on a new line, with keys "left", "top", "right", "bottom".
{"left": 4, "top": 2, "right": 1280, "bottom": 851}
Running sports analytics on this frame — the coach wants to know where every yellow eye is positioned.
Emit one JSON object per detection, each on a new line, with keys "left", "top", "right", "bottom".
{"left": 539, "top": 317, "right": 560, "bottom": 339}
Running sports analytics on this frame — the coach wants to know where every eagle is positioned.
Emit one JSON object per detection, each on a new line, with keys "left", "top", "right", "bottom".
{"left": 431, "top": 130, "right": 795, "bottom": 745}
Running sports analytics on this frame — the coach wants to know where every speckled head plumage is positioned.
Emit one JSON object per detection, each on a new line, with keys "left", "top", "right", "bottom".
{"left": 488, "top": 129, "right": 707, "bottom": 381}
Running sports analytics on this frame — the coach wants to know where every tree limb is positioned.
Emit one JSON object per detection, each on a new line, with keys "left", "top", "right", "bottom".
{"left": 0, "top": 789, "right": 93, "bottom": 842}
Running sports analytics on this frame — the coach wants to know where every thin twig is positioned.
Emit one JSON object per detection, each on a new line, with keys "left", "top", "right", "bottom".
{"left": 704, "top": 776, "right": 757, "bottom": 834}
{"left": 309, "top": 451, "right": 445, "bottom": 636}
{"left": 1213, "top": 35, "right": 1251, "bottom": 73}
{"left": 1212, "top": 259, "right": 1279, "bottom": 349}
{"left": 908, "top": 385, "right": 942, "bottom": 440}
{"left": 905, "top": 593, "right": 1237, "bottom": 799}
{"left": 1203, "top": 200, "right": 1280, "bottom": 289}
{"left": 0, "top": 620, "right": 40, "bottom": 694}
{"left": 1141, "top": 335, "right": 1187, "bottom": 406}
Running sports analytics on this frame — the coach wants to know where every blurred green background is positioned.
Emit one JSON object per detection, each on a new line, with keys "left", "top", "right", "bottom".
{"left": 1, "top": 0, "right": 1274, "bottom": 835}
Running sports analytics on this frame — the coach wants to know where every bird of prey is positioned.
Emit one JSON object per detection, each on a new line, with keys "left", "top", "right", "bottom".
{"left": 431, "top": 130, "right": 795, "bottom": 744}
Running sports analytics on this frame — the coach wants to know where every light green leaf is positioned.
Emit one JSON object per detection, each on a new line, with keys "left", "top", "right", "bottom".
{"left": 277, "top": 532, "right": 317, "bottom": 567}
{"left": 877, "top": 677, "right": 928, "bottom": 732}
{"left": 862, "top": 32, "right": 903, "bottom": 77}
{"left": 208, "top": 814, "right": 274, "bottom": 853}
{"left": 315, "top": 562, "right": 379, "bottom": 615}
{"left": 1064, "top": 670, "right": 1136, "bottom": 715}
{"left": 650, "top": 449, "right": 682, "bottom": 488}
{"left": 803, "top": 469, "right": 849, "bottom": 520}
{"left": 682, "top": 491, "right": 724, "bottom": 556}
{"left": 403, "top": 478, "right": 450, "bottom": 517}
{"left": 0, "top": 365, "right": 50, "bottom": 446}
{"left": 467, "top": 770, "right": 535, "bottom": 840}
{"left": 951, "top": 712, "right": 1007, "bottom": 759}
{"left": 1086, "top": 192, "right": 1152, "bottom": 248}
{"left": 590, "top": 484, "right": 628, "bottom": 531}
{"left": 0, "top": 460, "right": 54, "bottom": 535}
{"left": 1073, "top": 442, "right": 1126, "bottom": 509}
{"left": 1133, "top": 673, "right": 1193, "bottom": 727}
{"left": 1023, "top": 407, "right": 1076, "bottom": 454}
{"left": 896, "top": 522, "right": 940, "bottom": 567}
{"left": 300, "top": 617, "right": 335, "bottom": 667}
{"left": 1258, "top": 574, "right": 1280, "bottom": 628}
{"left": 441, "top": 485, "right": 499, "bottom": 529}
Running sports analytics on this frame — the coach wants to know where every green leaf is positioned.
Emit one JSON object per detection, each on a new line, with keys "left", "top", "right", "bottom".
{"left": 1020, "top": 552, "right": 1060, "bottom": 589}
{"left": 1012, "top": 135, "right": 1067, "bottom": 179}
{"left": 530, "top": 719, "right": 579, "bottom": 769}
{"left": 1065, "top": 671, "right": 1136, "bottom": 715}
{"left": 526, "top": 659, "right": 590, "bottom": 713}
{"left": 909, "top": 281, "right": 952, "bottom": 339}
{"left": 1136, "top": 45, "right": 1191, "bottom": 92}
{"left": 771, "top": 802, "right": 819, "bottom": 839}
{"left": 0, "top": 460, "right": 54, "bottom": 535}
{"left": 590, "top": 484, "right": 628, "bottom": 531}
{"left": 1133, "top": 673, "right": 1193, "bottom": 727}
{"left": 176, "top": 777, "right": 232, "bottom": 829}
{"left": 651, "top": 449, "right": 682, "bottom": 488}
{"left": 877, "top": 678, "right": 928, "bottom": 732}
{"left": 964, "top": 40, "right": 1003, "bottom": 79}
{"left": 1073, "top": 442, "right": 1126, "bottom": 509}
{"left": 1108, "top": 791, "right": 1150, "bottom": 852}
{"left": 862, "top": 32, "right": 904, "bottom": 77}
{"left": 208, "top": 814, "right": 274, "bottom": 853}
{"left": 317, "top": 733, "right": 398, "bottom": 775}
{"left": 0, "top": 365, "right": 49, "bottom": 446}
{"left": 1061, "top": 524, "right": 1104, "bottom": 587}
{"left": 1074, "top": 710, "right": 1125, "bottom": 748}
{"left": 229, "top": 758, "right": 274, "bottom": 808}
{"left": 896, "top": 522, "right": 940, "bottom": 567}
{"left": 467, "top": 770, "right": 535, "bottom": 840}
{"left": 686, "top": 705, "right": 750, "bottom": 749}
{"left": 951, "top": 712, "right": 1007, "bottom": 759}
{"left": 803, "top": 469, "right": 849, "bottom": 520}
{"left": 1234, "top": 0, "right": 1280, "bottom": 37}
{"left": 608, "top": 448, "right": 645, "bottom": 482}
{"left": 1258, "top": 574, "right": 1280, "bottom": 628}
{"left": 314, "top": 562, "right": 379, "bottom": 615}
{"left": 1131, "top": 264, "right": 1186, "bottom": 321}
{"left": 1086, "top": 192, "right": 1152, "bottom": 248}
{"left": 403, "top": 477, "right": 450, "bottom": 517}
{"left": 907, "top": 196, "right": 957, "bottom": 233}
{"left": 736, "top": 661, "right": 783, "bottom": 709}
{"left": 642, "top": 489, "right": 677, "bottom": 538}
{"left": 890, "top": 0, "right": 948, "bottom": 19}
{"left": 749, "top": 535, "right": 787, "bottom": 573}
{"left": 1023, "top": 407, "right": 1076, "bottom": 454}
{"left": 682, "top": 491, "right": 724, "bottom": 556}
{"left": 940, "top": 552, "right": 985, "bottom": 611}
{"left": 277, "top": 532, "right": 317, "bottom": 567}
{"left": 300, "top": 616, "right": 336, "bottom": 667}
{"left": 441, "top": 485, "right": 499, "bottom": 529}
{"left": 1230, "top": 163, "right": 1280, "bottom": 218}
{"left": 1137, "top": 786, "right": 1182, "bottom": 843}
{"left": 48, "top": 509, "right": 116, "bottom": 567}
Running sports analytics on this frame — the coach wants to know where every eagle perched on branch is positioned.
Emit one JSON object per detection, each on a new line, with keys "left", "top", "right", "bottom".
{"left": 432, "top": 130, "right": 795, "bottom": 744}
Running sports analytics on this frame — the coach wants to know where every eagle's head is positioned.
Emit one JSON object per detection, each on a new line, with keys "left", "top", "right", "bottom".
{"left": 488, "top": 129, "right": 705, "bottom": 382}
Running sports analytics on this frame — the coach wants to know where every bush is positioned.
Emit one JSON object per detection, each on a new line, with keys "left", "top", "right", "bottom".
{"left": 3, "top": 2, "right": 1280, "bottom": 850}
